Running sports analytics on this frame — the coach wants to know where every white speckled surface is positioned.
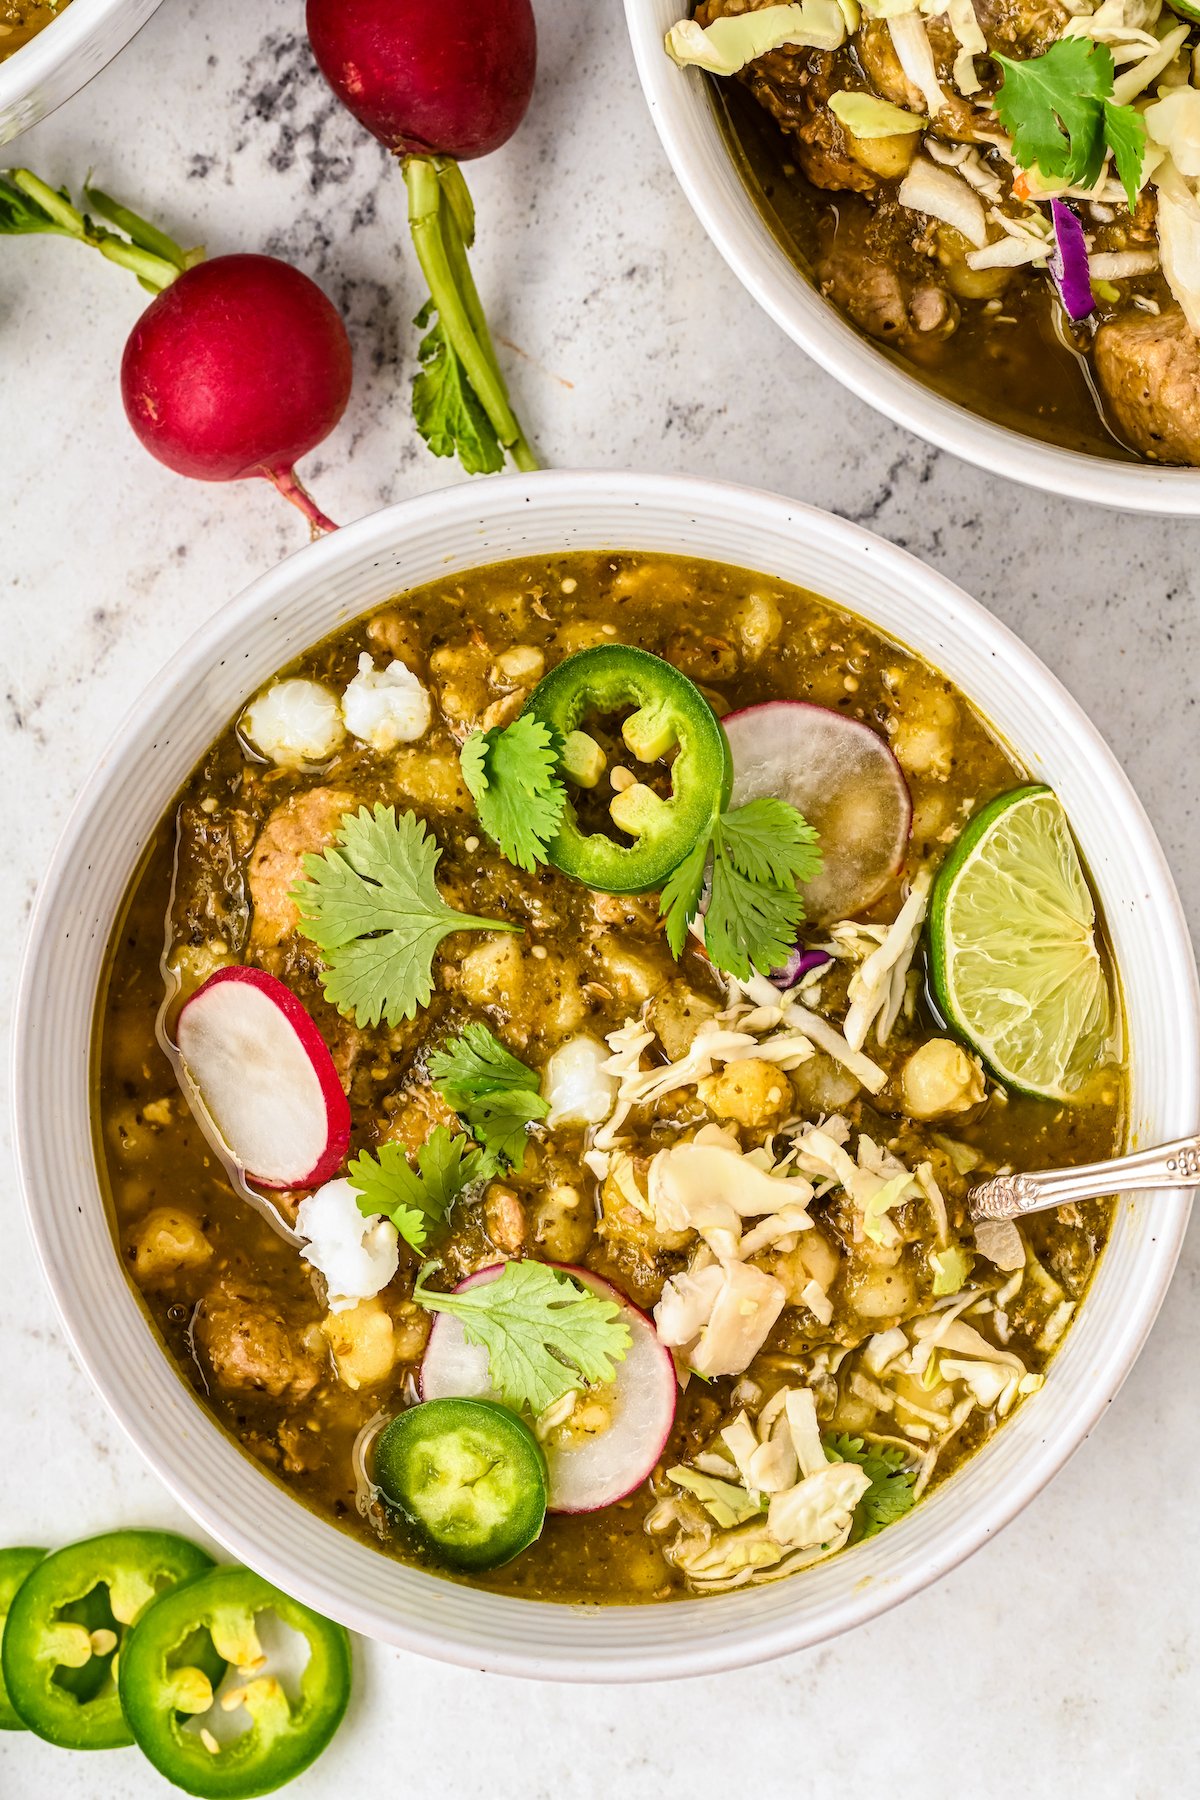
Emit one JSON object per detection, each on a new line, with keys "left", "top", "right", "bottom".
{"left": 1, "top": 1, "right": 1198, "bottom": 1794}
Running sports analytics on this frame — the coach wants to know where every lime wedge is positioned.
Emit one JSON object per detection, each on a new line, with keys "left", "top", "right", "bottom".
{"left": 928, "top": 786, "right": 1114, "bottom": 1101}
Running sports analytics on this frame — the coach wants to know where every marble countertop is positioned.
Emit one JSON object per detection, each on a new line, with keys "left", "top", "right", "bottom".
{"left": 2, "top": 1, "right": 1198, "bottom": 1794}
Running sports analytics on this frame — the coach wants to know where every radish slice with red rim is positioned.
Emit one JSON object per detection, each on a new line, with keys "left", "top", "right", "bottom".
{"left": 723, "top": 701, "right": 912, "bottom": 922}
{"left": 175, "top": 966, "right": 350, "bottom": 1190}
{"left": 420, "top": 1262, "right": 677, "bottom": 1514}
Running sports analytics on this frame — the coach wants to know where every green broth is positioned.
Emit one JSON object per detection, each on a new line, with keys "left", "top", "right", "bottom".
{"left": 95, "top": 551, "right": 1125, "bottom": 1602}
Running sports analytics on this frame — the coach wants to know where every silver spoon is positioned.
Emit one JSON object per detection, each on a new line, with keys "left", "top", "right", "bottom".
{"left": 968, "top": 1135, "right": 1200, "bottom": 1222}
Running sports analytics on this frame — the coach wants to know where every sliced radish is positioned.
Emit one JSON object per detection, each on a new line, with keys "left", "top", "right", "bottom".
{"left": 175, "top": 966, "right": 350, "bottom": 1190}
{"left": 420, "top": 1262, "right": 677, "bottom": 1514}
{"left": 724, "top": 701, "right": 912, "bottom": 922}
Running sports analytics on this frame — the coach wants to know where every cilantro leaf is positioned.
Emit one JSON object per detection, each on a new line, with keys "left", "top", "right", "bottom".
{"left": 992, "top": 41, "right": 1144, "bottom": 207}
{"left": 462, "top": 1090, "right": 549, "bottom": 1170}
{"left": 994, "top": 41, "right": 1113, "bottom": 190}
{"left": 291, "top": 805, "right": 519, "bottom": 1028}
{"left": 823, "top": 1432, "right": 918, "bottom": 1543}
{"left": 704, "top": 848, "right": 804, "bottom": 982}
{"left": 701, "top": 800, "right": 823, "bottom": 981}
{"left": 716, "top": 797, "right": 823, "bottom": 889}
{"left": 1103, "top": 99, "right": 1147, "bottom": 211}
{"left": 348, "top": 1127, "right": 487, "bottom": 1251}
{"left": 412, "top": 300, "right": 504, "bottom": 477}
{"left": 427, "top": 1020, "right": 542, "bottom": 1100}
{"left": 659, "top": 835, "right": 709, "bottom": 958}
{"left": 658, "top": 799, "right": 822, "bottom": 977}
{"left": 460, "top": 714, "right": 567, "bottom": 872}
{"left": 412, "top": 1260, "right": 631, "bottom": 1414}
{"left": 428, "top": 1022, "right": 548, "bottom": 1171}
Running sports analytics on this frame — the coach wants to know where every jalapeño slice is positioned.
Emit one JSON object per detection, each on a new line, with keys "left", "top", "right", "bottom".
{"left": 1, "top": 1529, "right": 215, "bottom": 1749}
{"left": 0, "top": 1547, "right": 46, "bottom": 1730}
{"left": 524, "top": 644, "right": 731, "bottom": 893}
{"left": 374, "top": 1398, "right": 548, "bottom": 1571}
{"left": 118, "top": 1564, "right": 351, "bottom": 1799}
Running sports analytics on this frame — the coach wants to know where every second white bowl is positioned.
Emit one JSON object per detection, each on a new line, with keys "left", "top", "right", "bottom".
{"left": 624, "top": 0, "right": 1200, "bottom": 515}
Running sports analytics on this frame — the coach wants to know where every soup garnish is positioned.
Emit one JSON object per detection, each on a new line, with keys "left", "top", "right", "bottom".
{"left": 96, "top": 552, "right": 1124, "bottom": 1602}
{"left": 929, "top": 785, "right": 1115, "bottom": 1099}
{"left": 373, "top": 1397, "right": 550, "bottom": 1569}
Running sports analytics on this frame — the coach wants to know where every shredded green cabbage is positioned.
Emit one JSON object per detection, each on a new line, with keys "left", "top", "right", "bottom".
{"left": 665, "top": 1, "right": 848, "bottom": 76}
{"left": 830, "top": 91, "right": 926, "bottom": 139}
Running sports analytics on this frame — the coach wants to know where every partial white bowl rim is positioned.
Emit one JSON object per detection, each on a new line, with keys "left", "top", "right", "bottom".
{"left": 13, "top": 471, "right": 1199, "bottom": 1681}
{"left": 624, "top": 1, "right": 1200, "bottom": 516}
{"left": 0, "top": 0, "right": 164, "bottom": 145}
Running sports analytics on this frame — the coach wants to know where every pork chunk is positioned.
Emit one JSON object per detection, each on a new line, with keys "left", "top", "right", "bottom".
{"left": 380, "top": 1083, "right": 462, "bottom": 1153}
{"left": 816, "top": 244, "right": 956, "bottom": 351}
{"left": 971, "top": 0, "right": 1069, "bottom": 58}
{"left": 248, "top": 786, "right": 356, "bottom": 951}
{"left": 695, "top": 2, "right": 875, "bottom": 194}
{"left": 196, "top": 1280, "right": 321, "bottom": 1402}
{"left": 816, "top": 246, "right": 910, "bottom": 343}
{"left": 1095, "top": 308, "right": 1200, "bottom": 467}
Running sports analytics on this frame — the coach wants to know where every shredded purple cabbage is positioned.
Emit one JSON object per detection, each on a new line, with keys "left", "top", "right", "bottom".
{"left": 769, "top": 947, "right": 833, "bottom": 991}
{"left": 1049, "top": 199, "right": 1093, "bottom": 321}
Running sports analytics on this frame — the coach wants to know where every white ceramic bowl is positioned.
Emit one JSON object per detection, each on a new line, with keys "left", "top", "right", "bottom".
{"left": 14, "top": 472, "right": 1199, "bottom": 1679}
{"left": 0, "top": 0, "right": 164, "bottom": 145}
{"left": 625, "top": 1, "right": 1200, "bottom": 515}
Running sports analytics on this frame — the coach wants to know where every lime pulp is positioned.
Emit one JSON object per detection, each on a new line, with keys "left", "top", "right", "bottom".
{"left": 927, "top": 785, "right": 1114, "bottom": 1101}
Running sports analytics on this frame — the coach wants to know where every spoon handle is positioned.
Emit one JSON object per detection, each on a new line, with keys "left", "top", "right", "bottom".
{"left": 968, "top": 1135, "right": 1200, "bottom": 1222}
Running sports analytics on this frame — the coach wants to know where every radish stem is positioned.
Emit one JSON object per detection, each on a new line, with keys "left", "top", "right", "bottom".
{"left": 97, "top": 238, "right": 181, "bottom": 291}
{"left": 10, "top": 168, "right": 183, "bottom": 289}
{"left": 403, "top": 155, "right": 538, "bottom": 473}
{"left": 264, "top": 466, "right": 341, "bottom": 536}
{"left": 10, "top": 168, "right": 83, "bottom": 235}
{"left": 85, "top": 185, "right": 196, "bottom": 272}
{"left": 437, "top": 168, "right": 537, "bottom": 473}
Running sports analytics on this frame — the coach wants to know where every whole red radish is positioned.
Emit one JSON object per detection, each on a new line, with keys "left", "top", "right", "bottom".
{"left": 0, "top": 170, "right": 351, "bottom": 534}
{"left": 306, "top": 0, "right": 539, "bottom": 476}
{"left": 122, "top": 254, "right": 352, "bottom": 532}
{"left": 306, "top": 0, "right": 537, "bottom": 160}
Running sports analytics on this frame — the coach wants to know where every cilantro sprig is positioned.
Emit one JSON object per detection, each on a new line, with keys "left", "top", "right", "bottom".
{"left": 460, "top": 714, "right": 566, "bottom": 872}
{"left": 428, "top": 1022, "right": 549, "bottom": 1172}
{"left": 660, "top": 796, "right": 823, "bottom": 981}
{"left": 348, "top": 1127, "right": 488, "bottom": 1251}
{"left": 993, "top": 40, "right": 1146, "bottom": 210}
{"left": 412, "top": 1260, "right": 631, "bottom": 1414}
{"left": 291, "top": 805, "right": 519, "bottom": 1028}
{"left": 823, "top": 1433, "right": 918, "bottom": 1542}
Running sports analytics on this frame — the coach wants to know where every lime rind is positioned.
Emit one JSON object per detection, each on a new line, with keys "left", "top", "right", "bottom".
{"left": 929, "top": 786, "right": 1114, "bottom": 1102}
